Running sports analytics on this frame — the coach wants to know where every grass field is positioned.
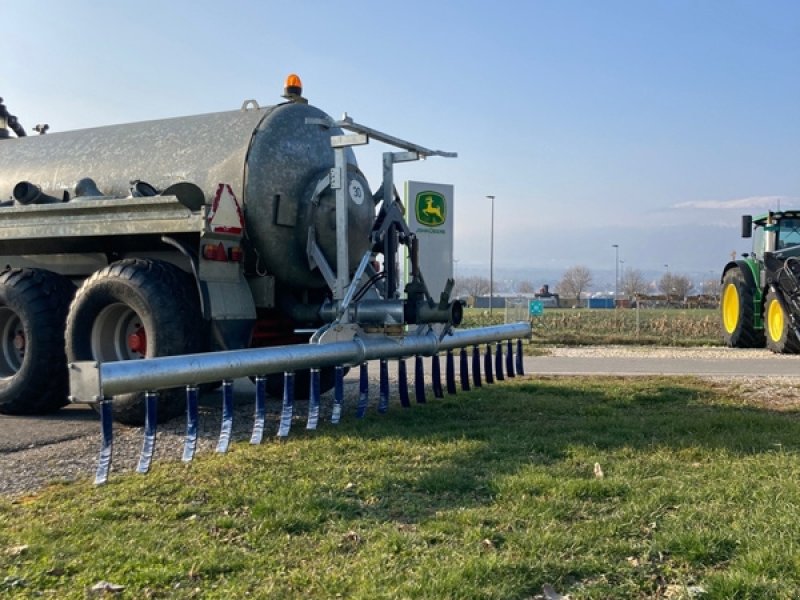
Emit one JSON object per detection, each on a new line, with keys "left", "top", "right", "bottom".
{"left": 463, "top": 308, "right": 722, "bottom": 347}
{"left": 4, "top": 375, "right": 800, "bottom": 599}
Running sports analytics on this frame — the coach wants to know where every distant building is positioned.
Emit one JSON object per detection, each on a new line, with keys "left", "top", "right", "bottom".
{"left": 472, "top": 296, "right": 507, "bottom": 309}
{"left": 587, "top": 297, "right": 615, "bottom": 309}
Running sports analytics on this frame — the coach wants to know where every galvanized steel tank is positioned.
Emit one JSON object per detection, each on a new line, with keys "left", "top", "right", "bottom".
{"left": 0, "top": 101, "right": 374, "bottom": 289}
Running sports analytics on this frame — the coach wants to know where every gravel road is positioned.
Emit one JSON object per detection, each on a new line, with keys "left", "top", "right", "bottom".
{"left": 2, "top": 346, "right": 798, "bottom": 499}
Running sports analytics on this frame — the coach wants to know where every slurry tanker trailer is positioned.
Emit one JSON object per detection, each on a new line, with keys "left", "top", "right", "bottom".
{"left": 0, "top": 76, "right": 530, "bottom": 436}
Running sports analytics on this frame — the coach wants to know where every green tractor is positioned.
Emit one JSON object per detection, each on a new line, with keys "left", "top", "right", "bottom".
{"left": 721, "top": 211, "right": 800, "bottom": 353}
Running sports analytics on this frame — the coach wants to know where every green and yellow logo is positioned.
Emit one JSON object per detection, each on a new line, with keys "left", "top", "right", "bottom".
{"left": 415, "top": 191, "right": 447, "bottom": 227}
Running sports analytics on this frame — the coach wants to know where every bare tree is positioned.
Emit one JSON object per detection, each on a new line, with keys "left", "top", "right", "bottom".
{"left": 558, "top": 266, "right": 593, "bottom": 306}
{"left": 658, "top": 273, "right": 675, "bottom": 300}
{"left": 621, "top": 268, "right": 648, "bottom": 298}
{"left": 454, "top": 275, "right": 490, "bottom": 299}
{"left": 672, "top": 275, "right": 694, "bottom": 302}
{"left": 702, "top": 277, "right": 721, "bottom": 299}
{"left": 516, "top": 280, "right": 536, "bottom": 294}
{"left": 658, "top": 273, "right": 694, "bottom": 303}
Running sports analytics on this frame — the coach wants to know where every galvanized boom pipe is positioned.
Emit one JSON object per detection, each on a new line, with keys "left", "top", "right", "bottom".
{"left": 69, "top": 323, "right": 531, "bottom": 403}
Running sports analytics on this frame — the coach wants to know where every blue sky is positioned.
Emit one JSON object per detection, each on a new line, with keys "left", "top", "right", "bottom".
{"left": 3, "top": 0, "right": 799, "bottom": 284}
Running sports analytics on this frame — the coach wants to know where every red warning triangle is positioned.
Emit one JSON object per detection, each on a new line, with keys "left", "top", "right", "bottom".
{"left": 209, "top": 184, "right": 244, "bottom": 235}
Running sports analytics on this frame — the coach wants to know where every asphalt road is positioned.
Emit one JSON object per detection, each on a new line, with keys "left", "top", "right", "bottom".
{"left": 2, "top": 348, "right": 798, "bottom": 453}
{"left": 524, "top": 353, "right": 800, "bottom": 377}
{"left": 0, "top": 404, "right": 98, "bottom": 452}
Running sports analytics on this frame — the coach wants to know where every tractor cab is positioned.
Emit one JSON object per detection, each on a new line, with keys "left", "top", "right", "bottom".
{"left": 742, "top": 211, "right": 800, "bottom": 260}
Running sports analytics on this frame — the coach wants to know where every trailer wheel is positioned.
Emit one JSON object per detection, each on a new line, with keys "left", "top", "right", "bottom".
{"left": 721, "top": 267, "right": 764, "bottom": 348}
{"left": 0, "top": 269, "right": 76, "bottom": 415}
{"left": 66, "top": 259, "right": 203, "bottom": 425}
{"left": 764, "top": 289, "right": 800, "bottom": 354}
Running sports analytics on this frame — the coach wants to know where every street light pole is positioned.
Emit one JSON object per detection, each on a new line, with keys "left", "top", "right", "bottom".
{"left": 487, "top": 195, "right": 495, "bottom": 315}
{"left": 615, "top": 246, "right": 620, "bottom": 301}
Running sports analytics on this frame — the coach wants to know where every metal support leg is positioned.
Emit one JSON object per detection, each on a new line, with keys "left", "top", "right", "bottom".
{"left": 357, "top": 363, "right": 369, "bottom": 418}
{"left": 414, "top": 355, "right": 426, "bottom": 404}
{"left": 137, "top": 391, "right": 158, "bottom": 474}
{"left": 277, "top": 372, "right": 294, "bottom": 438}
{"left": 94, "top": 399, "right": 114, "bottom": 485}
{"left": 516, "top": 339, "right": 525, "bottom": 375}
{"left": 307, "top": 368, "right": 321, "bottom": 430}
{"left": 495, "top": 342, "right": 505, "bottom": 381}
{"left": 432, "top": 354, "right": 444, "bottom": 398}
{"left": 459, "top": 348, "right": 470, "bottom": 391}
{"left": 484, "top": 344, "right": 494, "bottom": 384}
{"left": 378, "top": 359, "right": 390, "bottom": 414}
{"left": 506, "top": 339, "right": 515, "bottom": 377}
{"left": 472, "top": 345, "right": 482, "bottom": 388}
{"left": 398, "top": 358, "right": 411, "bottom": 407}
{"left": 216, "top": 380, "right": 234, "bottom": 453}
{"left": 446, "top": 349, "right": 457, "bottom": 395}
{"left": 183, "top": 385, "right": 199, "bottom": 462}
{"left": 250, "top": 377, "right": 266, "bottom": 444}
{"left": 332, "top": 366, "right": 344, "bottom": 424}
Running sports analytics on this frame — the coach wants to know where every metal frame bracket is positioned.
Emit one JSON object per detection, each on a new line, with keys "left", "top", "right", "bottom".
{"left": 68, "top": 361, "right": 103, "bottom": 404}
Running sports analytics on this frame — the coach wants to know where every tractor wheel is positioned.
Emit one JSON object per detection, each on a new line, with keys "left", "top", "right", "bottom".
{"left": 764, "top": 289, "right": 800, "bottom": 354}
{"left": 720, "top": 267, "right": 764, "bottom": 348}
{"left": 66, "top": 259, "right": 203, "bottom": 425}
{"left": 0, "top": 269, "right": 76, "bottom": 415}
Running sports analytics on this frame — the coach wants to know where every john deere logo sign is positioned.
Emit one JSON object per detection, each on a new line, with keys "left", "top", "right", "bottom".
{"left": 415, "top": 191, "right": 447, "bottom": 227}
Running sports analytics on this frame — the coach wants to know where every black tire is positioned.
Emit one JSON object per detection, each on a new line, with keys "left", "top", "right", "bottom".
{"left": 0, "top": 269, "right": 76, "bottom": 415}
{"left": 720, "top": 267, "right": 764, "bottom": 348}
{"left": 65, "top": 259, "right": 203, "bottom": 425}
{"left": 764, "top": 289, "right": 800, "bottom": 354}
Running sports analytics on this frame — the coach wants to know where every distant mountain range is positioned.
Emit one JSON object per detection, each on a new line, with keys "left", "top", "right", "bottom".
{"left": 453, "top": 219, "right": 749, "bottom": 294}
